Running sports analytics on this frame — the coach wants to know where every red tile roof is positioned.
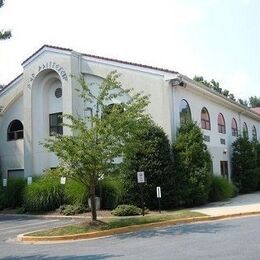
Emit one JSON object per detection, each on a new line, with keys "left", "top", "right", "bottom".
{"left": 251, "top": 107, "right": 260, "bottom": 115}
{"left": 22, "top": 44, "right": 178, "bottom": 74}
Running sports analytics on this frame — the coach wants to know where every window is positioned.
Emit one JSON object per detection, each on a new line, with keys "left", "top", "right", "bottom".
{"left": 242, "top": 122, "right": 248, "bottom": 138}
{"left": 49, "top": 112, "right": 63, "bottom": 136}
{"left": 8, "top": 169, "right": 24, "bottom": 179}
{"left": 231, "top": 118, "right": 238, "bottom": 137}
{"left": 179, "top": 99, "right": 191, "bottom": 126}
{"left": 201, "top": 107, "right": 211, "bottom": 130}
{"left": 220, "top": 161, "right": 228, "bottom": 179}
{"left": 252, "top": 125, "right": 257, "bottom": 141}
{"left": 218, "top": 113, "right": 226, "bottom": 134}
{"left": 7, "top": 120, "right": 24, "bottom": 141}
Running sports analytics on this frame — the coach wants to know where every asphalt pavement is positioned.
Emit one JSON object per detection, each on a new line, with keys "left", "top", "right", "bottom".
{"left": 1, "top": 215, "right": 260, "bottom": 259}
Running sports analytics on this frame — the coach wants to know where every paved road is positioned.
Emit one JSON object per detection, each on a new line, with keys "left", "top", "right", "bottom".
{"left": 1, "top": 215, "right": 260, "bottom": 259}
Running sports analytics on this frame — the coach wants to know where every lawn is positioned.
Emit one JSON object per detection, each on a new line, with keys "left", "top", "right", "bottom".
{"left": 28, "top": 210, "right": 205, "bottom": 237}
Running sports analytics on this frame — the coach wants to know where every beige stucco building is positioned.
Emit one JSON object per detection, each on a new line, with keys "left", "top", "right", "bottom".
{"left": 0, "top": 45, "right": 259, "bottom": 179}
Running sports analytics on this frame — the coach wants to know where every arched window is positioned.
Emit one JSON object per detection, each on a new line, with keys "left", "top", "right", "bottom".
{"left": 252, "top": 125, "right": 257, "bottom": 141}
{"left": 231, "top": 118, "right": 238, "bottom": 137}
{"left": 201, "top": 107, "right": 211, "bottom": 130}
{"left": 7, "top": 120, "right": 24, "bottom": 141}
{"left": 243, "top": 122, "right": 248, "bottom": 138}
{"left": 179, "top": 99, "right": 191, "bottom": 126}
{"left": 218, "top": 113, "right": 226, "bottom": 134}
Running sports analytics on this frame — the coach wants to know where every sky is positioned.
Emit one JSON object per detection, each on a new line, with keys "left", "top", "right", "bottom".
{"left": 0, "top": 0, "right": 260, "bottom": 99}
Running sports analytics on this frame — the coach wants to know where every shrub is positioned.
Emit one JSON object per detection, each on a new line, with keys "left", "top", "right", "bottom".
{"left": 122, "top": 122, "right": 175, "bottom": 209}
{"left": 208, "top": 176, "right": 236, "bottom": 202}
{"left": 173, "top": 122, "right": 212, "bottom": 206}
{"left": 23, "top": 172, "right": 64, "bottom": 212}
{"left": 0, "top": 179, "right": 26, "bottom": 209}
{"left": 64, "top": 179, "right": 88, "bottom": 206}
{"left": 111, "top": 204, "right": 142, "bottom": 216}
{"left": 231, "top": 136, "right": 256, "bottom": 191}
{"left": 99, "top": 176, "right": 124, "bottom": 210}
{"left": 240, "top": 168, "right": 259, "bottom": 193}
{"left": 59, "top": 204, "right": 89, "bottom": 216}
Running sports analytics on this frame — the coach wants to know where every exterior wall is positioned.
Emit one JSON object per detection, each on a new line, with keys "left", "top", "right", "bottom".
{"left": 174, "top": 84, "right": 260, "bottom": 176}
{"left": 0, "top": 95, "right": 24, "bottom": 178}
{"left": 0, "top": 46, "right": 259, "bottom": 179}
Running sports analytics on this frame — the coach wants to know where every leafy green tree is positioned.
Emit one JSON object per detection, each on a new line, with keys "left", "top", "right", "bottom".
{"left": 231, "top": 136, "right": 256, "bottom": 192}
{"left": 173, "top": 122, "right": 212, "bottom": 206}
{"left": 121, "top": 122, "right": 175, "bottom": 209}
{"left": 43, "top": 71, "right": 151, "bottom": 222}
{"left": 238, "top": 99, "right": 249, "bottom": 107}
{"left": 249, "top": 96, "right": 260, "bottom": 108}
{"left": 0, "top": 0, "right": 11, "bottom": 40}
{"left": 193, "top": 75, "right": 236, "bottom": 101}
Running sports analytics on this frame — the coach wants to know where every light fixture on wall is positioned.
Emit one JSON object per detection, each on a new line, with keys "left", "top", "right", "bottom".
{"left": 223, "top": 149, "right": 228, "bottom": 154}
{"left": 170, "top": 75, "right": 186, "bottom": 87}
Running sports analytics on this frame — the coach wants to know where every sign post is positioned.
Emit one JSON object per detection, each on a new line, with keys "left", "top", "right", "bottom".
{"left": 156, "top": 186, "right": 161, "bottom": 213}
{"left": 137, "top": 172, "right": 145, "bottom": 216}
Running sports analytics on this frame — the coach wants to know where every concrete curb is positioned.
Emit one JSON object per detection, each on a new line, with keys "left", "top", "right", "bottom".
{"left": 17, "top": 211, "right": 260, "bottom": 243}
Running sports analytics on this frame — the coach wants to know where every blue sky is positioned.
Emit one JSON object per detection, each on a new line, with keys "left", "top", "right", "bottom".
{"left": 0, "top": 0, "right": 259, "bottom": 99}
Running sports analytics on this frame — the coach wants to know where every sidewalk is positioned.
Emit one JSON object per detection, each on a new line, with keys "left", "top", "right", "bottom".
{"left": 191, "top": 192, "right": 260, "bottom": 216}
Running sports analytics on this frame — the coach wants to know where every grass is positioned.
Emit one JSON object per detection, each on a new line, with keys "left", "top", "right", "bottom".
{"left": 28, "top": 210, "right": 205, "bottom": 237}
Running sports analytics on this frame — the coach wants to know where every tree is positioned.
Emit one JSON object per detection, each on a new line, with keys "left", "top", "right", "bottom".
{"left": 193, "top": 75, "right": 236, "bottom": 101}
{"left": 231, "top": 136, "right": 257, "bottom": 192}
{"left": 0, "top": 0, "right": 11, "bottom": 40}
{"left": 249, "top": 96, "right": 260, "bottom": 108}
{"left": 121, "top": 122, "right": 175, "bottom": 209}
{"left": 43, "top": 71, "right": 151, "bottom": 222}
{"left": 172, "top": 122, "right": 212, "bottom": 206}
{"left": 238, "top": 98, "right": 249, "bottom": 107}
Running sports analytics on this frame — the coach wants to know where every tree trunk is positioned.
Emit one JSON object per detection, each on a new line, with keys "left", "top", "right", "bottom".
{"left": 90, "top": 182, "right": 97, "bottom": 222}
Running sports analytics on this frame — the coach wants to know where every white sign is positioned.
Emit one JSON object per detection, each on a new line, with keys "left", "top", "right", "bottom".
{"left": 60, "top": 176, "right": 66, "bottom": 185}
{"left": 156, "top": 186, "right": 161, "bottom": 198}
{"left": 27, "top": 177, "right": 32, "bottom": 185}
{"left": 3, "top": 179, "right": 7, "bottom": 187}
{"left": 137, "top": 171, "right": 145, "bottom": 183}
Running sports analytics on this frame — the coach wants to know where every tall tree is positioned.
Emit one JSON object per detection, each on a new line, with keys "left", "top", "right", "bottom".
{"left": 0, "top": 0, "right": 11, "bottom": 40}
{"left": 249, "top": 96, "right": 260, "bottom": 108}
{"left": 43, "top": 71, "right": 151, "bottom": 222}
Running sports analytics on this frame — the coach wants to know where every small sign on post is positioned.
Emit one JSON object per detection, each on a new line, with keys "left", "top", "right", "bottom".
{"left": 27, "top": 177, "right": 32, "bottom": 185}
{"left": 137, "top": 171, "right": 145, "bottom": 183}
{"left": 2, "top": 178, "right": 7, "bottom": 187}
{"left": 156, "top": 186, "right": 161, "bottom": 213}
{"left": 60, "top": 176, "right": 66, "bottom": 185}
{"left": 137, "top": 171, "right": 145, "bottom": 216}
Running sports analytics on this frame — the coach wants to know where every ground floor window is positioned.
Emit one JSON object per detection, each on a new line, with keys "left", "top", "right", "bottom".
{"left": 7, "top": 169, "right": 24, "bottom": 179}
{"left": 49, "top": 112, "right": 63, "bottom": 136}
{"left": 220, "top": 161, "right": 228, "bottom": 179}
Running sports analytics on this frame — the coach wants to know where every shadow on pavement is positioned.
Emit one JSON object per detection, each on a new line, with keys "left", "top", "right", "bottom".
{"left": 116, "top": 221, "right": 233, "bottom": 240}
{"left": 1, "top": 253, "right": 123, "bottom": 259}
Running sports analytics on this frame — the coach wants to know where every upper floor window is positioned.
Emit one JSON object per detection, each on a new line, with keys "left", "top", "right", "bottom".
{"left": 179, "top": 99, "right": 191, "bottom": 126}
{"left": 49, "top": 112, "right": 63, "bottom": 136}
{"left": 7, "top": 120, "right": 24, "bottom": 141}
{"left": 252, "top": 125, "right": 257, "bottom": 141}
{"left": 201, "top": 107, "right": 211, "bottom": 130}
{"left": 242, "top": 122, "right": 248, "bottom": 138}
{"left": 231, "top": 118, "right": 238, "bottom": 137}
{"left": 218, "top": 113, "right": 226, "bottom": 134}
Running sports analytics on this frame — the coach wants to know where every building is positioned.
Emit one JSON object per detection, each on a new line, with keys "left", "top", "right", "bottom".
{"left": 0, "top": 45, "right": 259, "bottom": 180}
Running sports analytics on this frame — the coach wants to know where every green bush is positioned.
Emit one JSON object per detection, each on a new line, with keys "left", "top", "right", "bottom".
{"left": 111, "top": 204, "right": 142, "bottom": 216}
{"left": 59, "top": 204, "right": 89, "bottom": 215}
{"left": 208, "top": 176, "right": 236, "bottom": 202}
{"left": 240, "top": 168, "right": 259, "bottom": 193}
{"left": 23, "top": 172, "right": 64, "bottom": 212}
{"left": 173, "top": 122, "right": 212, "bottom": 206}
{"left": 0, "top": 179, "right": 26, "bottom": 209}
{"left": 64, "top": 180, "right": 88, "bottom": 206}
{"left": 122, "top": 122, "right": 175, "bottom": 209}
{"left": 99, "top": 176, "right": 124, "bottom": 210}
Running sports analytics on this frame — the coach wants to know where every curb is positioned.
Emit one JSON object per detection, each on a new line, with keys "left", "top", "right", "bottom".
{"left": 17, "top": 211, "right": 260, "bottom": 243}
